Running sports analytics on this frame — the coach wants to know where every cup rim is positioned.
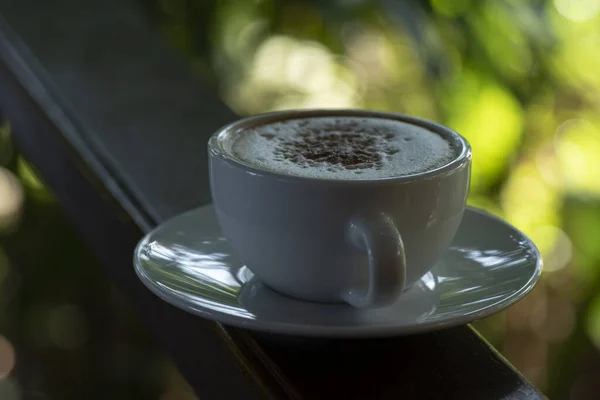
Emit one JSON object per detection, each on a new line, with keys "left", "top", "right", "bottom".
{"left": 208, "top": 109, "right": 472, "bottom": 184}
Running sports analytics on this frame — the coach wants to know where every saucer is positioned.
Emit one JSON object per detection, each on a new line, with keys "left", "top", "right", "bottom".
{"left": 134, "top": 205, "right": 542, "bottom": 338}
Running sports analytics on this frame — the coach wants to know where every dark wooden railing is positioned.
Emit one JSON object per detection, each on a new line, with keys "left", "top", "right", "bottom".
{"left": 0, "top": 0, "right": 544, "bottom": 398}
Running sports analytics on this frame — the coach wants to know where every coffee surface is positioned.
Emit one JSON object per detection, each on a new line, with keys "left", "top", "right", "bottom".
{"left": 229, "top": 117, "right": 455, "bottom": 180}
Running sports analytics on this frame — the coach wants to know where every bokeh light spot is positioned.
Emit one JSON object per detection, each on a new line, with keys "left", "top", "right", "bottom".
{"left": 554, "top": 0, "right": 600, "bottom": 22}
{"left": 0, "top": 167, "right": 24, "bottom": 232}
{"left": 533, "top": 226, "right": 572, "bottom": 273}
{"left": 0, "top": 336, "right": 16, "bottom": 378}
{"left": 501, "top": 160, "right": 561, "bottom": 255}
{"left": 555, "top": 119, "right": 600, "bottom": 196}
{"left": 227, "top": 35, "right": 359, "bottom": 114}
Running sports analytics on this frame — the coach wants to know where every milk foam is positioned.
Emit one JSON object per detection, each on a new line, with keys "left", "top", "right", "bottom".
{"left": 229, "top": 117, "right": 455, "bottom": 180}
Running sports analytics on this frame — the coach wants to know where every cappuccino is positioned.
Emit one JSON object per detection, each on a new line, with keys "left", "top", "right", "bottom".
{"left": 229, "top": 116, "right": 455, "bottom": 180}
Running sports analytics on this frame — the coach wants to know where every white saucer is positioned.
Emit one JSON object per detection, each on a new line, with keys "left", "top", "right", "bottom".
{"left": 134, "top": 205, "right": 542, "bottom": 338}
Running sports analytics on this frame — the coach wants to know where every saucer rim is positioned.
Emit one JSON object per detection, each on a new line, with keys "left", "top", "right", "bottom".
{"left": 134, "top": 206, "right": 542, "bottom": 338}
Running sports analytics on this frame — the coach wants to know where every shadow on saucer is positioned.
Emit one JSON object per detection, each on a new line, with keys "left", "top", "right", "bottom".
{"left": 237, "top": 273, "right": 439, "bottom": 342}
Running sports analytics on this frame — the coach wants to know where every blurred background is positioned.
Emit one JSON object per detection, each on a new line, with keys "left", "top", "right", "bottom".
{"left": 1, "top": 0, "right": 600, "bottom": 398}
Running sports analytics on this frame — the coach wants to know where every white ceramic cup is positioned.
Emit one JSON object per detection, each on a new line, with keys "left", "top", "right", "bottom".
{"left": 209, "top": 110, "right": 471, "bottom": 308}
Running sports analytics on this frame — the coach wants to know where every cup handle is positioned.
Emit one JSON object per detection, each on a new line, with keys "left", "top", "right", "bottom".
{"left": 343, "top": 212, "right": 406, "bottom": 308}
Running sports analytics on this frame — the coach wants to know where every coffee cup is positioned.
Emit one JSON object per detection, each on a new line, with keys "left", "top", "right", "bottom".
{"left": 209, "top": 109, "right": 471, "bottom": 307}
